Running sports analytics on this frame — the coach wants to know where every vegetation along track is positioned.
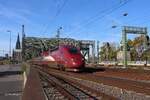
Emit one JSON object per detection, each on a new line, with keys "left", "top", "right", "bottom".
{"left": 37, "top": 68, "right": 116, "bottom": 100}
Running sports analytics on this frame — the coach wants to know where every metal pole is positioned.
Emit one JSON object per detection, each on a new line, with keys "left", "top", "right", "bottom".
{"left": 92, "top": 41, "right": 95, "bottom": 63}
{"left": 122, "top": 27, "right": 127, "bottom": 67}
{"left": 144, "top": 28, "right": 148, "bottom": 67}
{"left": 7, "top": 30, "right": 11, "bottom": 64}
{"left": 144, "top": 28, "right": 148, "bottom": 50}
{"left": 7, "top": 30, "right": 11, "bottom": 57}
{"left": 10, "top": 31, "right": 11, "bottom": 57}
{"left": 87, "top": 49, "right": 90, "bottom": 63}
{"left": 22, "top": 25, "right": 25, "bottom": 61}
{"left": 56, "top": 27, "right": 62, "bottom": 46}
{"left": 97, "top": 41, "right": 99, "bottom": 64}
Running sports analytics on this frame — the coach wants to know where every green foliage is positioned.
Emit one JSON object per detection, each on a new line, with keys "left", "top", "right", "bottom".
{"left": 130, "top": 48, "right": 138, "bottom": 61}
{"left": 0, "top": 60, "right": 10, "bottom": 65}
{"left": 99, "top": 35, "right": 150, "bottom": 62}
{"left": 100, "top": 42, "right": 117, "bottom": 61}
{"left": 128, "top": 35, "right": 149, "bottom": 61}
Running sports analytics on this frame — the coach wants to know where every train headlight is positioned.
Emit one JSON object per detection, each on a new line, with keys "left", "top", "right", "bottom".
{"left": 71, "top": 58, "right": 74, "bottom": 61}
{"left": 73, "top": 62, "right": 76, "bottom": 65}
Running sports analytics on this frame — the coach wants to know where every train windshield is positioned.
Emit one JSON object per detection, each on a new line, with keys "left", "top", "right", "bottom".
{"left": 69, "top": 47, "right": 78, "bottom": 54}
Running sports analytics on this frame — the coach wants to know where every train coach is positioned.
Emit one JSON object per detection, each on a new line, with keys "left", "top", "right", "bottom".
{"left": 32, "top": 45, "right": 85, "bottom": 72}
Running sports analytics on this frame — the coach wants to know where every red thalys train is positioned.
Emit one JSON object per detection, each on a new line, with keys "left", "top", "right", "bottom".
{"left": 32, "top": 45, "right": 85, "bottom": 71}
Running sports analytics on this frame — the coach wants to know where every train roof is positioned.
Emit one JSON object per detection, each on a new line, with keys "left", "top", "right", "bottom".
{"left": 59, "top": 44, "right": 77, "bottom": 48}
{"left": 41, "top": 44, "right": 78, "bottom": 55}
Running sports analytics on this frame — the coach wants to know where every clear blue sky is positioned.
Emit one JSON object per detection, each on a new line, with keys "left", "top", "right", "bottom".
{"left": 0, "top": 0, "right": 150, "bottom": 56}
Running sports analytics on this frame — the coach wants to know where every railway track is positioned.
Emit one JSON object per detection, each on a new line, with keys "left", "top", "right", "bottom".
{"left": 37, "top": 68, "right": 115, "bottom": 100}
{"left": 36, "top": 66, "right": 150, "bottom": 100}
{"left": 39, "top": 73, "right": 67, "bottom": 100}
{"left": 61, "top": 70, "right": 150, "bottom": 95}
{"left": 33, "top": 64, "right": 150, "bottom": 99}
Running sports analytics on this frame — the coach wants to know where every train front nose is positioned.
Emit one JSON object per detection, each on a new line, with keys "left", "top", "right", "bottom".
{"left": 72, "top": 61, "right": 78, "bottom": 66}
{"left": 70, "top": 58, "right": 84, "bottom": 68}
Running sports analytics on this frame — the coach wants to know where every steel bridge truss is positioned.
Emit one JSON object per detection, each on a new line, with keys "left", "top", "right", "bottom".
{"left": 79, "top": 40, "right": 95, "bottom": 63}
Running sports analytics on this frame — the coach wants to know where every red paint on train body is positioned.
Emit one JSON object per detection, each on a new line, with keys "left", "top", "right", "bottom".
{"left": 32, "top": 45, "right": 85, "bottom": 71}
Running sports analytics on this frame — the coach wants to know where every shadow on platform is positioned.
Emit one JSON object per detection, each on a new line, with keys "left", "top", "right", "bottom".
{"left": 0, "top": 71, "right": 23, "bottom": 77}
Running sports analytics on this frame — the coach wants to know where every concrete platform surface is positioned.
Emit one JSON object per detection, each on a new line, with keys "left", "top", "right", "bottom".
{"left": 0, "top": 64, "right": 23, "bottom": 100}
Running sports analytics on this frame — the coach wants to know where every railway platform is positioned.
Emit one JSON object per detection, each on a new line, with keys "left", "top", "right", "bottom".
{"left": 22, "top": 67, "right": 46, "bottom": 100}
{"left": 0, "top": 64, "right": 23, "bottom": 100}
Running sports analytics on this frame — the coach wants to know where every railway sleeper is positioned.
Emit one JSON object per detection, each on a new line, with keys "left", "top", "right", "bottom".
{"left": 47, "top": 73, "right": 97, "bottom": 99}
{"left": 40, "top": 75, "right": 67, "bottom": 100}
{"left": 48, "top": 71, "right": 118, "bottom": 100}
{"left": 39, "top": 71, "right": 97, "bottom": 100}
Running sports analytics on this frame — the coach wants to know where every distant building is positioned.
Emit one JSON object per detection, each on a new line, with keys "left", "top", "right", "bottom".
{"left": 13, "top": 34, "right": 22, "bottom": 63}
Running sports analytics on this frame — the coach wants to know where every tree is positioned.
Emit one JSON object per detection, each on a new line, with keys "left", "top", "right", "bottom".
{"left": 99, "top": 42, "right": 118, "bottom": 61}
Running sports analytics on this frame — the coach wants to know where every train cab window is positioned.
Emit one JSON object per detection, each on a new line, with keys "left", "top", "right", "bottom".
{"left": 69, "top": 47, "right": 78, "bottom": 54}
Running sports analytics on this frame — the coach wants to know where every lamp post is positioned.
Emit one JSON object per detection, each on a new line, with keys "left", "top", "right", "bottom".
{"left": 56, "top": 27, "right": 62, "bottom": 45}
{"left": 7, "top": 30, "right": 11, "bottom": 58}
{"left": 56, "top": 27, "right": 62, "bottom": 38}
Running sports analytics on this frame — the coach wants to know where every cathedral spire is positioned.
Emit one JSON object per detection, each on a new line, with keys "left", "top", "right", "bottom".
{"left": 16, "top": 33, "right": 21, "bottom": 49}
